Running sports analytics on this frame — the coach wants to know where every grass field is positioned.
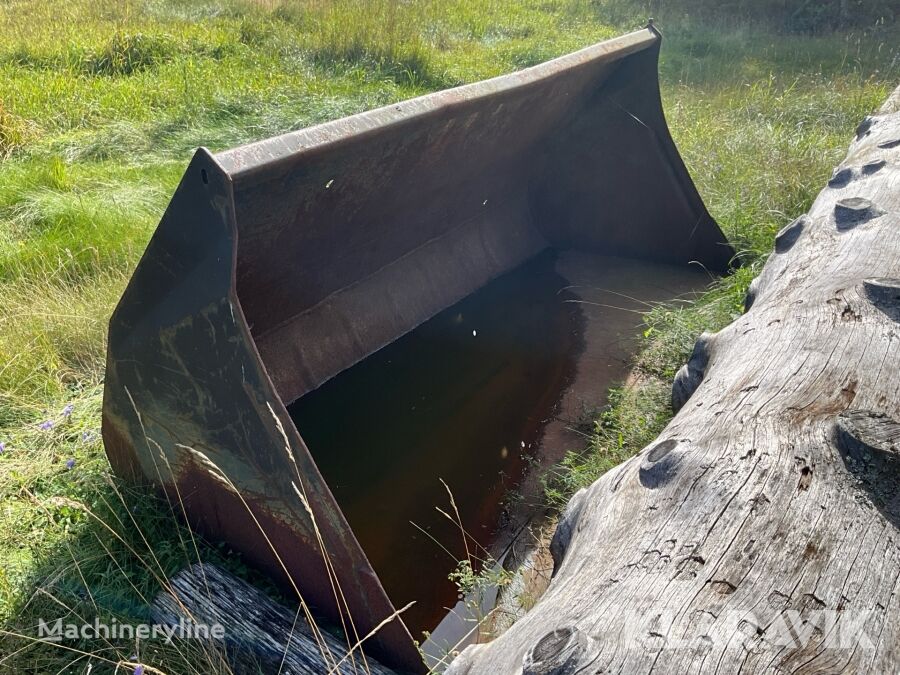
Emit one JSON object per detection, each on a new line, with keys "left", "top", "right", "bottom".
{"left": 0, "top": 0, "right": 897, "bottom": 672}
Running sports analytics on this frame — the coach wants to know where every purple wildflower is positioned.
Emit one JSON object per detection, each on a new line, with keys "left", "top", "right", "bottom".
{"left": 82, "top": 430, "right": 95, "bottom": 443}
{"left": 39, "top": 420, "right": 54, "bottom": 431}
{"left": 0, "top": 441, "right": 5, "bottom": 454}
{"left": 134, "top": 666, "right": 144, "bottom": 675}
{"left": 65, "top": 458, "right": 75, "bottom": 470}
{"left": 62, "top": 404, "right": 74, "bottom": 418}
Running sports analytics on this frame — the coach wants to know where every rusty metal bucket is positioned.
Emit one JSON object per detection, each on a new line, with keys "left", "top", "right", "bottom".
{"left": 102, "top": 25, "right": 732, "bottom": 672}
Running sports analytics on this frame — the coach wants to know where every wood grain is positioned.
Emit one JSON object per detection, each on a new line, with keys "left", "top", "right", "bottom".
{"left": 151, "top": 563, "right": 396, "bottom": 675}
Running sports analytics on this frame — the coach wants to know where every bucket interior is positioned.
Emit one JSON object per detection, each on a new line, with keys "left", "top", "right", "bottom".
{"left": 286, "top": 250, "right": 576, "bottom": 635}
{"left": 238, "top": 245, "right": 711, "bottom": 641}
{"left": 218, "top": 30, "right": 726, "bottom": 648}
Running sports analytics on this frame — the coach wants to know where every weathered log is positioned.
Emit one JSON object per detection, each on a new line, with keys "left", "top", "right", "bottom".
{"left": 447, "top": 87, "right": 900, "bottom": 673}
{"left": 151, "top": 563, "right": 396, "bottom": 675}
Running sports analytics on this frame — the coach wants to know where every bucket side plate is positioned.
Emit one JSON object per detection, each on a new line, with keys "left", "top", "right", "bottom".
{"left": 102, "top": 150, "right": 421, "bottom": 671}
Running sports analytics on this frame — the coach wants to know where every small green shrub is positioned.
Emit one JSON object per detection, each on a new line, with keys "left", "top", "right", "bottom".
{"left": 238, "top": 17, "right": 278, "bottom": 46}
{"left": 0, "top": 103, "right": 35, "bottom": 157}
{"left": 308, "top": 25, "right": 445, "bottom": 87}
{"left": 83, "top": 32, "right": 182, "bottom": 76}
{"left": 544, "top": 383, "right": 673, "bottom": 509}
{"left": 5, "top": 31, "right": 232, "bottom": 77}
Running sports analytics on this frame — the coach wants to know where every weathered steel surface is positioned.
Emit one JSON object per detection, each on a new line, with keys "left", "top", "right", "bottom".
{"left": 217, "top": 26, "right": 732, "bottom": 404}
{"left": 102, "top": 26, "right": 732, "bottom": 673}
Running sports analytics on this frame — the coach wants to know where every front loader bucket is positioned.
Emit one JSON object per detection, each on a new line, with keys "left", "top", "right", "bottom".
{"left": 102, "top": 25, "right": 732, "bottom": 672}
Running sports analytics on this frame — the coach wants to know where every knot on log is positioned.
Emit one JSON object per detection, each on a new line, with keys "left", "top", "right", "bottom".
{"left": 863, "top": 278, "right": 900, "bottom": 321}
{"left": 639, "top": 438, "right": 683, "bottom": 488}
{"left": 828, "top": 167, "right": 854, "bottom": 188}
{"left": 856, "top": 115, "right": 876, "bottom": 139}
{"left": 834, "top": 410, "right": 900, "bottom": 527}
{"left": 828, "top": 161, "right": 886, "bottom": 188}
{"left": 836, "top": 410, "right": 900, "bottom": 457}
{"left": 775, "top": 215, "right": 807, "bottom": 253}
{"left": 834, "top": 197, "right": 884, "bottom": 229}
{"left": 672, "top": 332, "right": 715, "bottom": 412}
{"left": 523, "top": 627, "right": 593, "bottom": 675}
{"left": 862, "top": 159, "right": 887, "bottom": 175}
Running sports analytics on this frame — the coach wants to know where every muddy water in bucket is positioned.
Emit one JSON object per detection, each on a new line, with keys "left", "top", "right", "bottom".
{"left": 288, "top": 250, "right": 710, "bottom": 641}
{"left": 288, "top": 250, "right": 576, "bottom": 635}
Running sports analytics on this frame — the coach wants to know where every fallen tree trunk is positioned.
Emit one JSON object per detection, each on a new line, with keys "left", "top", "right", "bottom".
{"left": 151, "top": 563, "right": 395, "bottom": 675}
{"left": 448, "top": 86, "right": 900, "bottom": 674}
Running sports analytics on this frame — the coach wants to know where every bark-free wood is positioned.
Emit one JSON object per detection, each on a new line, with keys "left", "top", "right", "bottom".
{"left": 448, "top": 86, "right": 900, "bottom": 674}
{"left": 151, "top": 563, "right": 396, "bottom": 675}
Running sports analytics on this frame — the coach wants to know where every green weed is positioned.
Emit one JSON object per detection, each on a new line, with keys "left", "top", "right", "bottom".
{"left": 0, "top": 102, "right": 35, "bottom": 157}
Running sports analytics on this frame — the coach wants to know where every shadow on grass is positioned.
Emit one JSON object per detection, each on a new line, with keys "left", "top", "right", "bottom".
{"left": 0, "top": 475, "right": 283, "bottom": 674}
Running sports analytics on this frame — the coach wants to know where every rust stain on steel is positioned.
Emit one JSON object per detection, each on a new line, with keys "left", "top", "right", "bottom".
{"left": 102, "top": 26, "right": 733, "bottom": 673}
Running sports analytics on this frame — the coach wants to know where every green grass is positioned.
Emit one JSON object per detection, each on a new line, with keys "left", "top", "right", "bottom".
{"left": 0, "top": 0, "right": 897, "bottom": 672}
